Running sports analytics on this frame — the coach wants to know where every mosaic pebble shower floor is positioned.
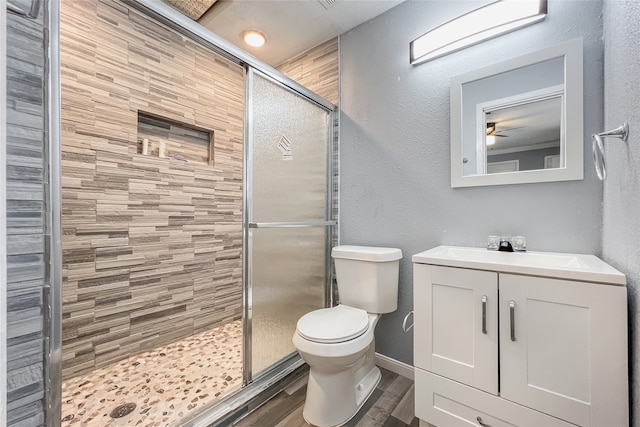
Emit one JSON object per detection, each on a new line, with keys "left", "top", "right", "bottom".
{"left": 61, "top": 319, "right": 243, "bottom": 426}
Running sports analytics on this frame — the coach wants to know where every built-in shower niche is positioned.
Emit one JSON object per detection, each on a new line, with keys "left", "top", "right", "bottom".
{"left": 137, "top": 111, "right": 214, "bottom": 165}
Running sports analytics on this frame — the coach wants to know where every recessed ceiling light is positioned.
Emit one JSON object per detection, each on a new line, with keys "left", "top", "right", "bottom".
{"left": 243, "top": 30, "right": 266, "bottom": 48}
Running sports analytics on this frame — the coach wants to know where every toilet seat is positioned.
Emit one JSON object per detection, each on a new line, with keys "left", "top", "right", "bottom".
{"left": 296, "top": 305, "right": 369, "bottom": 344}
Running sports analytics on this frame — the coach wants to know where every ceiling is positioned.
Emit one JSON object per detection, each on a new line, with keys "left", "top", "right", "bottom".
{"left": 188, "top": 0, "right": 404, "bottom": 67}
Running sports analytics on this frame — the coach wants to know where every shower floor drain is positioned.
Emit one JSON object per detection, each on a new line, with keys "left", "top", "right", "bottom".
{"left": 109, "top": 403, "right": 137, "bottom": 418}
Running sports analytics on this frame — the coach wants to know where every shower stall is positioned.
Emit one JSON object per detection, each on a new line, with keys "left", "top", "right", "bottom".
{"left": 48, "top": 0, "right": 338, "bottom": 425}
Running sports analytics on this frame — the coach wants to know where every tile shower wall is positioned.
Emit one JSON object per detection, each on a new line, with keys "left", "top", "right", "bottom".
{"left": 60, "top": 0, "right": 244, "bottom": 380}
{"left": 276, "top": 38, "right": 339, "bottom": 106}
{"left": 5, "top": 0, "right": 48, "bottom": 425}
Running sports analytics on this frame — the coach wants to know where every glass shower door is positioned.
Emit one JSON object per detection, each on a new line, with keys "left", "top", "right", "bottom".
{"left": 246, "top": 70, "right": 333, "bottom": 379}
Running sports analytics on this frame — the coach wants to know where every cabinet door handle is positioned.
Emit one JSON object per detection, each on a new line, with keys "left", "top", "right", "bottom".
{"left": 509, "top": 300, "right": 516, "bottom": 341}
{"left": 481, "top": 295, "right": 488, "bottom": 334}
{"left": 477, "top": 415, "right": 492, "bottom": 426}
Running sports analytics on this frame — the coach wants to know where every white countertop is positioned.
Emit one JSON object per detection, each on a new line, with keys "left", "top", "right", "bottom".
{"left": 412, "top": 245, "right": 626, "bottom": 285}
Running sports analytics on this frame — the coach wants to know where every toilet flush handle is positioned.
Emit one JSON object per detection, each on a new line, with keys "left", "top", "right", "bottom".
{"left": 402, "top": 311, "right": 414, "bottom": 333}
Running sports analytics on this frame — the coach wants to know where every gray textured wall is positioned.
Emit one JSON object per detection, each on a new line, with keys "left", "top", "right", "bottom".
{"left": 602, "top": 0, "right": 640, "bottom": 423}
{"left": 339, "top": 0, "right": 605, "bottom": 364}
{"left": 5, "top": 0, "right": 47, "bottom": 425}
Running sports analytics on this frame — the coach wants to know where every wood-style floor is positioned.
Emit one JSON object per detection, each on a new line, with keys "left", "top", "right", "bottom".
{"left": 233, "top": 368, "right": 418, "bottom": 427}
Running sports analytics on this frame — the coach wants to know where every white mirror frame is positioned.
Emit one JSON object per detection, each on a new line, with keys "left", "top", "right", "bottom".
{"left": 450, "top": 38, "right": 583, "bottom": 188}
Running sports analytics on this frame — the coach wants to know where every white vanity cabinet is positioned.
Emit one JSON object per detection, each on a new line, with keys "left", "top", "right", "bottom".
{"left": 413, "top": 246, "right": 628, "bottom": 427}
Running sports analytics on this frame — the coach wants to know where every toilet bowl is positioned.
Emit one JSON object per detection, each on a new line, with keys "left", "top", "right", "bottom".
{"left": 293, "top": 306, "right": 381, "bottom": 427}
{"left": 292, "top": 245, "right": 402, "bottom": 427}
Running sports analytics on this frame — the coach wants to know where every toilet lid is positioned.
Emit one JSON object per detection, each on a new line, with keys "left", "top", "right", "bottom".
{"left": 296, "top": 305, "right": 370, "bottom": 344}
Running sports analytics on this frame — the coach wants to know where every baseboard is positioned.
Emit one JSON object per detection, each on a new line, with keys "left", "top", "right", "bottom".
{"left": 374, "top": 352, "right": 414, "bottom": 380}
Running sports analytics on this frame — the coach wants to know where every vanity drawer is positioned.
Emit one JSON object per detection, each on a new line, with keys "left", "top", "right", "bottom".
{"left": 415, "top": 369, "right": 577, "bottom": 427}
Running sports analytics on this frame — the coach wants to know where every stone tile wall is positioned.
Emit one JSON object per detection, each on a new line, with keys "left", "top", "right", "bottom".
{"left": 5, "top": 0, "right": 48, "bottom": 425}
{"left": 60, "top": 0, "right": 244, "bottom": 380}
{"left": 277, "top": 38, "right": 339, "bottom": 106}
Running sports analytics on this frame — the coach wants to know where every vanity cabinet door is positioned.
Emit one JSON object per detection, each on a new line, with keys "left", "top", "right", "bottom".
{"left": 499, "top": 274, "right": 628, "bottom": 427}
{"left": 414, "top": 264, "right": 498, "bottom": 394}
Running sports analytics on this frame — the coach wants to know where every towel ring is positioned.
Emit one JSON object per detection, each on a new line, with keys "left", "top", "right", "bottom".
{"left": 592, "top": 123, "right": 629, "bottom": 181}
{"left": 402, "top": 311, "right": 414, "bottom": 333}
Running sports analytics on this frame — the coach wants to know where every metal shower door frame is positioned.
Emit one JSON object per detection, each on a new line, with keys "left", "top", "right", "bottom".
{"left": 242, "top": 67, "right": 336, "bottom": 385}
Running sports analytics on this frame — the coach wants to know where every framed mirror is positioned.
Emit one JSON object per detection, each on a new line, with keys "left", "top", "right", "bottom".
{"left": 450, "top": 38, "right": 583, "bottom": 188}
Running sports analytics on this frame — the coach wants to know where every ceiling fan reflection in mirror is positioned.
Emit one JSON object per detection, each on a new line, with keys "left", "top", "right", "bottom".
{"left": 485, "top": 121, "right": 526, "bottom": 146}
{"left": 486, "top": 122, "right": 508, "bottom": 146}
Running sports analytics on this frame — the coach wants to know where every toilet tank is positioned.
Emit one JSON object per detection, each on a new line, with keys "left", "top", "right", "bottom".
{"left": 332, "top": 245, "right": 402, "bottom": 314}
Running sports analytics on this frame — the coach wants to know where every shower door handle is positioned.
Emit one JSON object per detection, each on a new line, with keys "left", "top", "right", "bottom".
{"left": 248, "top": 221, "right": 336, "bottom": 228}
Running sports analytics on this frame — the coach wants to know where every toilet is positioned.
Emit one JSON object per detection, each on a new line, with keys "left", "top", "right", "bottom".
{"left": 292, "top": 245, "right": 402, "bottom": 427}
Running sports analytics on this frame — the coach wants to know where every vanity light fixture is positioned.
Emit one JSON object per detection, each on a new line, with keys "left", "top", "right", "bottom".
{"left": 243, "top": 30, "right": 266, "bottom": 48}
{"left": 410, "top": 0, "right": 547, "bottom": 65}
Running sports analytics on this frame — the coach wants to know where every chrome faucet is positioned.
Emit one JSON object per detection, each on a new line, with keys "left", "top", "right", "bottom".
{"left": 498, "top": 237, "right": 514, "bottom": 252}
{"left": 488, "top": 235, "right": 526, "bottom": 251}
